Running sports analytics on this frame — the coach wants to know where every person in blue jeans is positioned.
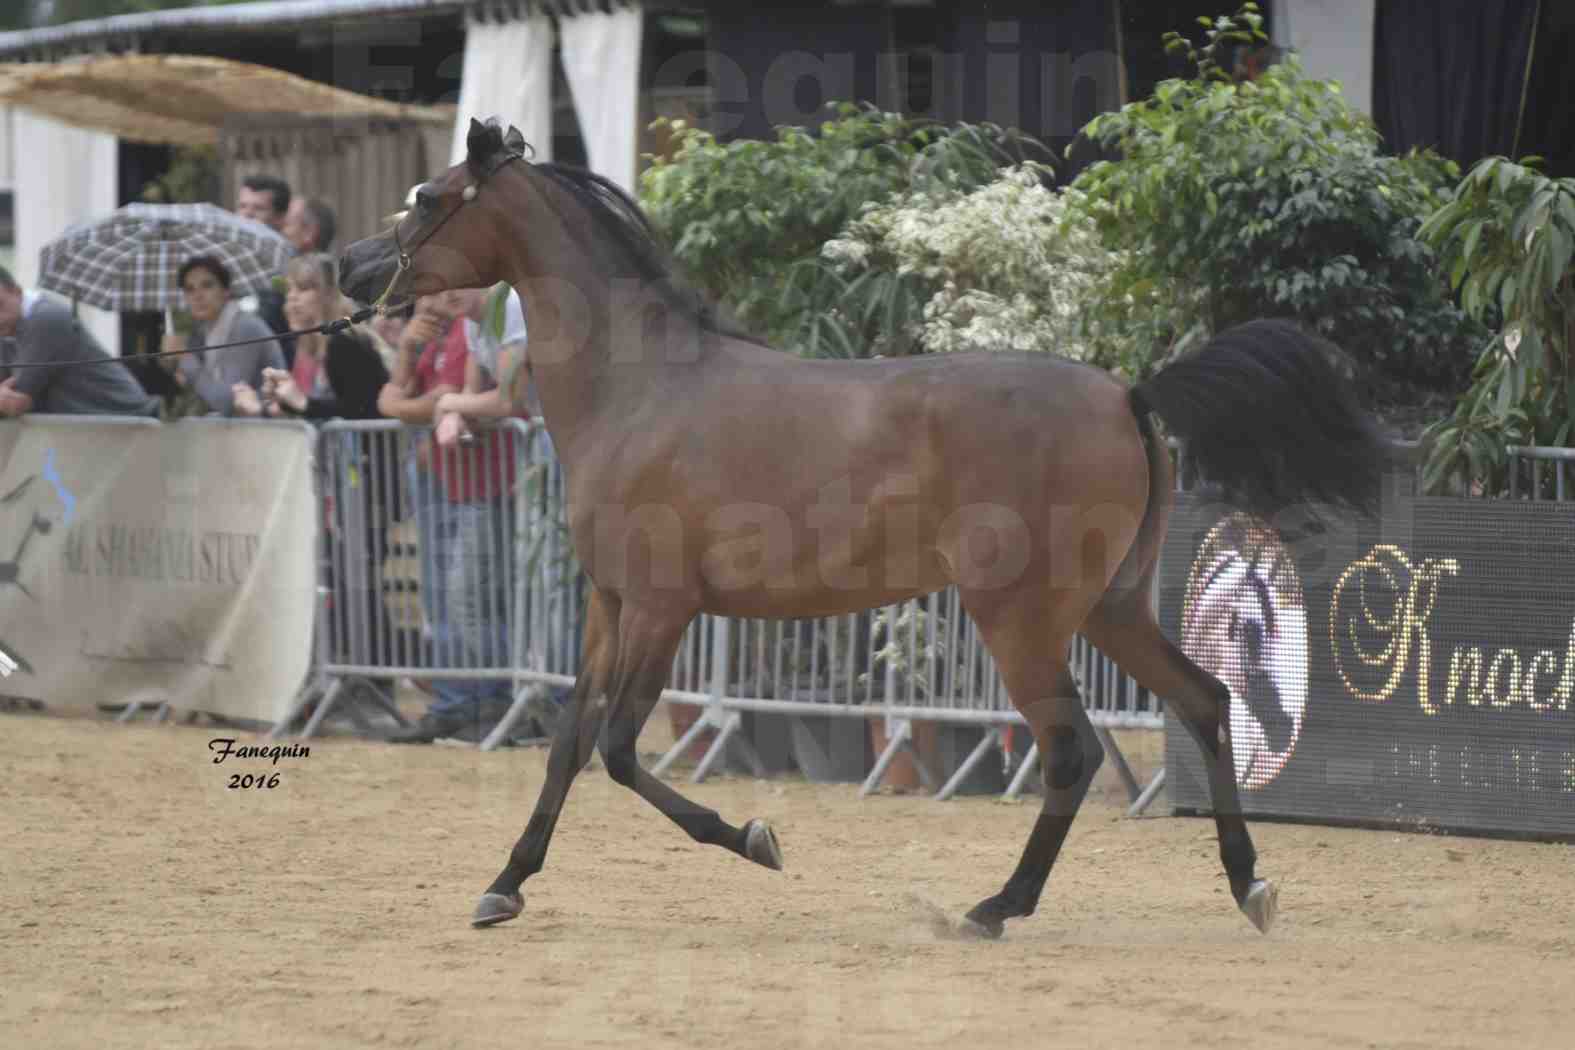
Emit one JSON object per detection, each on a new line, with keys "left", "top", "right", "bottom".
{"left": 431, "top": 284, "right": 571, "bottom": 737}
{"left": 400, "top": 458, "right": 517, "bottom": 740}
{"left": 376, "top": 295, "right": 515, "bottom": 742}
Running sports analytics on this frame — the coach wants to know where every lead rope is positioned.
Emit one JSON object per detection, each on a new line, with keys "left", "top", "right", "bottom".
{"left": 2, "top": 306, "right": 385, "bottom": 371}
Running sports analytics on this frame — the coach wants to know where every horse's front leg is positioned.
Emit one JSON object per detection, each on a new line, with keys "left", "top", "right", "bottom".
{"left": 472, "top": 589, "right": 616, "bottom": 927}
{"left": 596, "top": 605, "right": 784, "bottom": 871}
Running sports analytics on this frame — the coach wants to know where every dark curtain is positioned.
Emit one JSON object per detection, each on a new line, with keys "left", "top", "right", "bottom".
{"left": 936, "top": 0, "right": 1119, "bottom": 181}
{"left": 116, "top": 141, "right": 176, "bottom": 394}
{"left": 705, "top": 2, "right": 894, "bottom": 142}
{"left": 1119, "top": 0, "right": 1278, "bottom": 104}
{"left": 1372, "top": 0, "right": 1540, "bottom": 169}
{"left": 1516, "top": 0, "right": 1575, "bottom": 177}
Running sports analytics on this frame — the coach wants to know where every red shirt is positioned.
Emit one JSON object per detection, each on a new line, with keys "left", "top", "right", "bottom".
{"left": 413, "top": 321, "right": 464, "bottom": 397}
{"left": 291, "top": 348, "right": 321, "bottom": 399}
{"left": 415, "top": 322, "right": 522, "bottom": 505}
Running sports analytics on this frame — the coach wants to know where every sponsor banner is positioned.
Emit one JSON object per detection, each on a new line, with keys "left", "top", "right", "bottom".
{"left": 1163, "top": 477, "right": 1575, "bottom": 837}
{"left": 0, "top": 417, "right": 316, "bottom": 724}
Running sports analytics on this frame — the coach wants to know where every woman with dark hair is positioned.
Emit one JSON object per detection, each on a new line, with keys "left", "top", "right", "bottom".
{"left": 163, "top": 254, "right": 285, "bottom": 418}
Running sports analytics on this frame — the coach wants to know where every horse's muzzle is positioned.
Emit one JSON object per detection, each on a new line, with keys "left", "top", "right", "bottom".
{"left": 338, "top": 235, "right": 397, "bottom": 306}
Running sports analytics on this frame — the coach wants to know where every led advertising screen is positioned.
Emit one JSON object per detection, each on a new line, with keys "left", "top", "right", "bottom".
{"left": 1162, "top": 479, "right": 1575, "bottom": 838}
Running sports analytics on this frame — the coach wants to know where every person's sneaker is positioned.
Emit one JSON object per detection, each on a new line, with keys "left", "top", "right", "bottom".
{"left": 385, "top": 708, "right": 474, "bottom": 744}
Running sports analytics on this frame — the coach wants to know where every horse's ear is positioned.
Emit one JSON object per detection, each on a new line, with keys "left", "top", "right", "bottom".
{"left": 503, "top": 124, "right": 526, "bottom": 155}
{"left": 466, "top": 117, "right": 501, "bottom": 165}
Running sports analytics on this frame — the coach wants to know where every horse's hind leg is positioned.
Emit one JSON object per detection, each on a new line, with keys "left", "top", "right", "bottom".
{"left": 1081, "top": 597, "right": 1277, "bottom": 933}
{"left": 955, "top": 592, "right": 1103, "bottom": 939}
{"left": 473, "top": 589, "right": 617, "bottom": 928}
{"left": 596, "top": 605, "right": 784, "bottom": 871}
{"left": 964, "top": 661, "right": 1103, "bottom": 939}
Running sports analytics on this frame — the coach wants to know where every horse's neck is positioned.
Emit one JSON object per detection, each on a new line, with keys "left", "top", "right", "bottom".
{"left": 509, "top": 272, "right": 614, "bottom": 454}
{"left": 503, "top": 185, "right": 709, "bottom": 456}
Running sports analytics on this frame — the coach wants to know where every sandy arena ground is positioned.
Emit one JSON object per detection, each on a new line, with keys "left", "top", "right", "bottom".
{"left": 3, "top": 700, "right": 1573, "bottom": 1050}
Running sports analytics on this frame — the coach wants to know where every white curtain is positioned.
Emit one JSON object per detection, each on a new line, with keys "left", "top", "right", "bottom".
{"left": 1273, "top": 0, "right": 1376, "bottom": 116}
{"left": 558, "top": 4, "right": 644, "bottom": 196}
{"left": 450, "top": 12, "right": 556, "bottom": 166}
{"left": 12, "top": 108, "right": 121, "bottom": 356}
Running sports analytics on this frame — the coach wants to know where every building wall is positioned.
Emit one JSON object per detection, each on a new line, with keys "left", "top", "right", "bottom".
{"left": 1272, "top": 0, "right": 1375, "bottom": 115}
{"left": 12, "top": 108, "right": 120, "bottom": 356}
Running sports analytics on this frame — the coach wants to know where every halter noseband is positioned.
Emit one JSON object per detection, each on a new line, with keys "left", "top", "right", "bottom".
{"left": 370, "top": 147, "right": 524, "bottom": 315}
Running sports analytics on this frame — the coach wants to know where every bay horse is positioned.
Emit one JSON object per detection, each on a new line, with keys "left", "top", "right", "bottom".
{"left": 340, "top": 118, "right": 1389, "bottom": 939}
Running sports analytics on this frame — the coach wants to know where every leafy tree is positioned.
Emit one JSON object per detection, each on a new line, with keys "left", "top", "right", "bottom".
{"left": 139, "top": 144, "right": 221, "bottom": 204}
{"left": 1418, "top": 157, "right": 1575, "bottom": 494}
{"left": 1067, "top": 3, "right": 1482, "bottom": 390}
{"left": 639, "top": 102, "right": 1042, "bottom": 349}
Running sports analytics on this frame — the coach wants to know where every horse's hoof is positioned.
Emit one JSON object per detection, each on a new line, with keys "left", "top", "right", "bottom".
{"left": 961, "top": 901, "right": 1006, "bottom": 941}
{"left": 471, "top": 891, "right": 524, "bottom": 928}
{"left": 961, "top": 917, "right": 1002, "bottom": 940}
{"left": 744, "top": 819, "right": 783, "bottom": 871}
{"left": 1240, "top": 879, "right": 1278, "bottom": 934}
{"left": 959, "top": 915, "right": 1003, "bottom": 941}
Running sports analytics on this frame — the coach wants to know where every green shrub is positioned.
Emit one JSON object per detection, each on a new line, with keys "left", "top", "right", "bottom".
{"left": 639, "top": 103, "right": 1041, "bottom": 348}
{"left": 1418, "top": 157, "right": 1575, "bottom": 494}
{"left": 139, "top": 144, "right": 221, "bottom": 205}
{"left": 1068, "top": 4, "right": 1482, "bottom": 388}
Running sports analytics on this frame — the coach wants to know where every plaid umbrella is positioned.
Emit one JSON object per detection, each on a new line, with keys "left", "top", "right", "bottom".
{"left": 37, "top": 202, "right": 294, "bottom": 313}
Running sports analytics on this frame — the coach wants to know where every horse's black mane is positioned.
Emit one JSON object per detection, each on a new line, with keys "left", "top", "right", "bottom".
{"left": 528, "top": 162, "right": 769, "bottom": 349}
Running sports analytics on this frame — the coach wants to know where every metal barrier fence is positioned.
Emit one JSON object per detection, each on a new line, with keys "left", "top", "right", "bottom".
{"left": 653, "top": 595, "right": 1166, "bottom": 805}
{"left": 276, "top": 418, "right": 1172, "bottom": 805}
{"left": 1508, "top": 445, "right": 1575, "bottom": 501}
{"left": 1402, "top": 439, "right": 1575, "bottom": 503}
{"left": 270, "top": 417, "right": 586, "bottom": 748}
{"left": 78, "top": 412, "right": 1566, "bottom": 811}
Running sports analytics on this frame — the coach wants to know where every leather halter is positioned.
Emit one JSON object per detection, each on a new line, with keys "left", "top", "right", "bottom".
{"left": 370, "top": 147, "right": 524, "bottom": 314}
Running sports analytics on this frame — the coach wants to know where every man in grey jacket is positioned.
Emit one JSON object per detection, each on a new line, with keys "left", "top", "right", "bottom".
{"left": 0, "top": 266, "right": 161, "bottom": 419}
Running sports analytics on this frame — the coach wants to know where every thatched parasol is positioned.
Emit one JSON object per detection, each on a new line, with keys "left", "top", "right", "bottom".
{"left": 0, "top": 53, "right": 453, "bottom": 146}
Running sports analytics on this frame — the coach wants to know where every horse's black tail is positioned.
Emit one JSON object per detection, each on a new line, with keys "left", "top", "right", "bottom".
{"left": 1129, "top": 319, "right": 1393, "bottom": 526}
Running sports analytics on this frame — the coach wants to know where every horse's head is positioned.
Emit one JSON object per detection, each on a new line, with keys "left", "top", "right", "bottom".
{"left": 1181, "top": 517, "right": 1309, "bottom": 788}
{"left": 340, "top": 117, "right": 527, "bottom": 311}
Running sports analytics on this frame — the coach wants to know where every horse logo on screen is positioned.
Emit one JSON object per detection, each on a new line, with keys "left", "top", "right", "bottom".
{"left": 1181, "top": 513, "right": 1309, "bottom": 789}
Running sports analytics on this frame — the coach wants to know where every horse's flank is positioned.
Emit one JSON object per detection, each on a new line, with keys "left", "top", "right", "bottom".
{"left": 591, "top": 345, "right": 1148, "bottom": 620}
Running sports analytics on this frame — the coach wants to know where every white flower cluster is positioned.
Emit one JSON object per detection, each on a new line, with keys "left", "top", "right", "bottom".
{"left": 820, "top": 165, "right": 1116, "bottom": 359}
